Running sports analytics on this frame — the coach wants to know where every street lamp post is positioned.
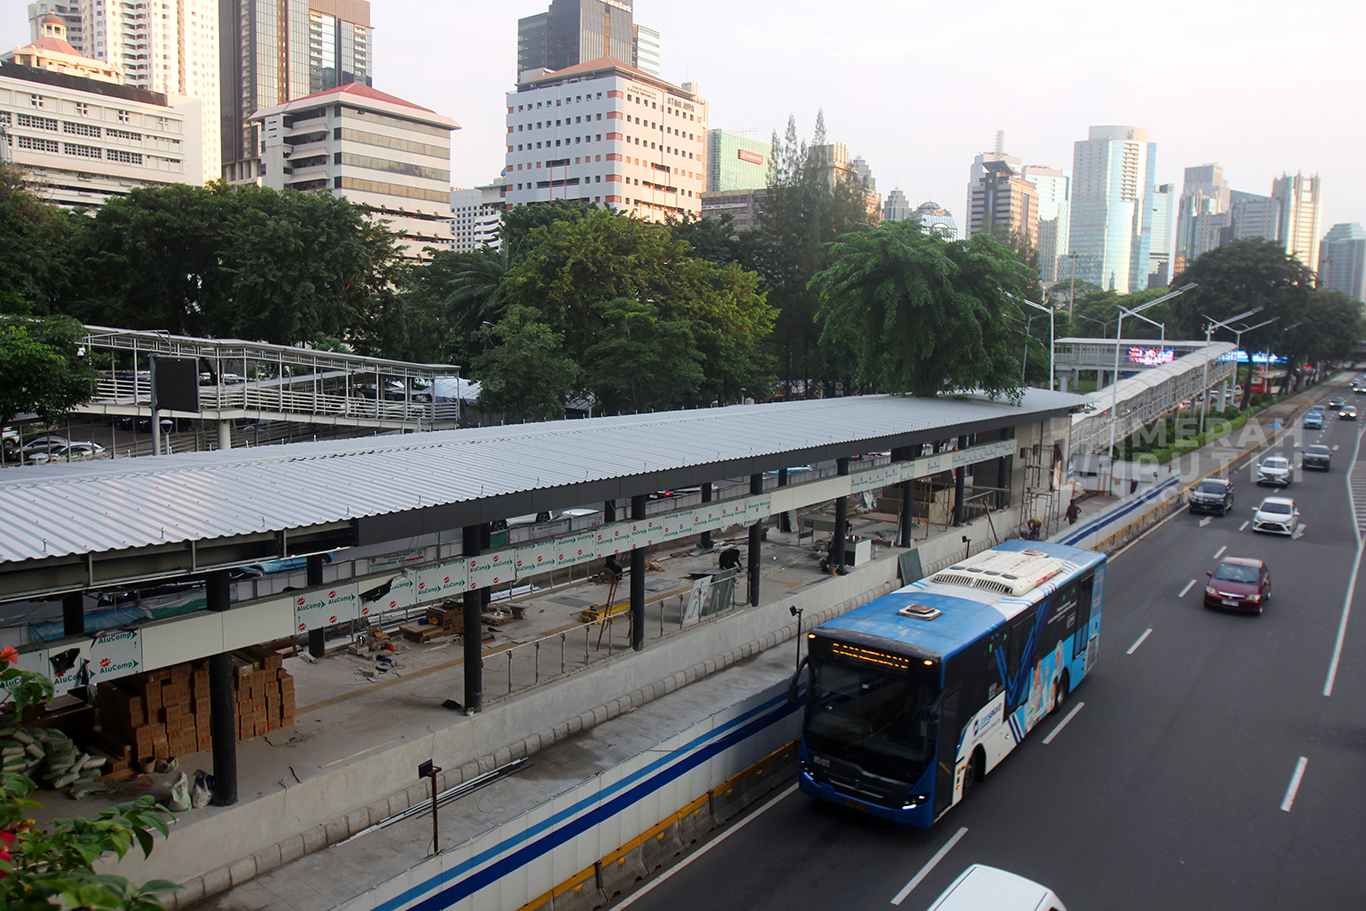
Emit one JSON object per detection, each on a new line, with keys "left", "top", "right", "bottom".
{"left": 1020, "top": 298, "right": 1055, "bottom": 391}
{"left": 1198, "top": 307, "right": 1263, "bottom": 435}
{"left": 1109, "top": 283, "right": 1197, "bottom": 457}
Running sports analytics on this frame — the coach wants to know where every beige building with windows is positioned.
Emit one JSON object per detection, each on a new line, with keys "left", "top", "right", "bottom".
{"left": 1, "top": 23, "right": 203, "bottom": 208}
{"left": 251, "top": 82, "right": 458, "bottom": 262}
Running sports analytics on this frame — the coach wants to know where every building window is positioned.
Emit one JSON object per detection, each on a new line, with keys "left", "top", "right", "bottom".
{"left": 75, "top": 102, "right": 89, "bottom": 117}
{"left": 117, "top": 110, "right": 130, "bottom": 123}
{"left": 29, "top": 94, "right": 44, "bottom": 108}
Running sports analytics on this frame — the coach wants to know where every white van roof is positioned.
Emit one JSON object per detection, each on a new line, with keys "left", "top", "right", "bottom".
{"left": 927, "top": 865, "right": 1067, "bottom": 911}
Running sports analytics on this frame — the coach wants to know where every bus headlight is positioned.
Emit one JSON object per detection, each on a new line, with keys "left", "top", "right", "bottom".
{"left": 902, "top": 793, "right": 931, "bottom": 810}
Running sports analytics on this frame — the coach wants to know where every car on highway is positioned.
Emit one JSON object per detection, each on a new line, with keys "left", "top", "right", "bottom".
{"left": 1302, "top": 444, "right": 1332, "bottom": 470}
{"left": 1327, "top": 397, "right": 1346, "bottom": 410}
{"left": 1340, "top": 405, "right": 1358, "bottom": 421}
{"left": 1189, "top": 477, "right": 1235, "bottom": 515}
{"left": 1256, "top": 456, "right": 1292, "bottom": 487}
{"left": 1252, "top": 496, "right": 1300, "bottom": 536}
{"left": 925, "top": 865, "right": 1068, "bottom": 911}
{"left": 1304, "top": 411, "right": 1324, "bottom": 429}
{"left": 1204, "top": 556, "right": 1271, "bottom": 614}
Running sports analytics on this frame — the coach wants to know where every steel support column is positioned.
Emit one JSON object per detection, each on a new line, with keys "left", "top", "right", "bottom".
{"left": 832, "top": 458, "right": 850, "bottom": 574}
{"left": 461, "top": 524, "right": 483, "bottom": 713}
{"left": 748, "top": 473, "right": 762, "bottom": 606}
{"left": 206, "top": 570, "right": 237, "bottom": 807}
{"left": 631, "top": 494, "right": 646, "bottom": 650}
{"left": 996, "top": 427, "right": 1014, "bottom": 509}
{"left": 62, "top": 591, "right": 84, "bottom": 637}
{"left": 892, "top": 446, "right": 914, "bottom": 548}
{"left": 777, "top": 470, "right": 792, "bottom": 533}
{"left": 953, "top": 435, "right": 968, "bottom": 526}
{"left": 699, "top": 482, "right": 713, "bottom": 549}
{"left": 306, "top": 555, "right": 325, "bottom": 658}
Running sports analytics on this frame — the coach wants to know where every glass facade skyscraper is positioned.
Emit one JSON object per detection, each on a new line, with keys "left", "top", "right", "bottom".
{"left": 1068, "top": 125, "right": 1154, "bottom": 294}
{"left": 221, "top": 0, "right": 371, "bottom": 182}
{"left": 706, "top": 129, "right": 770, "bottom": 192}
{"left": 517, "top": 1, "right": 659, "bottom": 78}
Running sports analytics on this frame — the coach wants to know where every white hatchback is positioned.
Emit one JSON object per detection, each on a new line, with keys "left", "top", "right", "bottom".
{"left": 1253, "top": 497, "right": 1299, "bottom": 536}
{"left": 927, "top": 865, "right": 1067, "bottom": 911}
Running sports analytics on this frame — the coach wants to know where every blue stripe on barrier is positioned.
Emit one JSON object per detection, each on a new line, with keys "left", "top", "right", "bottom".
{"left": 372, "top": 691, "right": 800, "bottom": 911}
{"left": 1056, "top": 475, "right": 1180, "bottom": 547}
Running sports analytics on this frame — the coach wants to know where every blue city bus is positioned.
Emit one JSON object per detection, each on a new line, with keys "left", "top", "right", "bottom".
{"left": 795, "top": 539, "right": 1105, "bottom": 826}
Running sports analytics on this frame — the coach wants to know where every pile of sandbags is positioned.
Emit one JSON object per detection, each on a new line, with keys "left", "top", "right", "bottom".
{"left": 0, "top": 723, "right": 108, "bottom": 798}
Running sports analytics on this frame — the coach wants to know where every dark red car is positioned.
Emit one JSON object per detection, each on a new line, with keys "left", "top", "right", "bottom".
{"left": 1204, "top": 556, "right": 1271, "bottom": 614}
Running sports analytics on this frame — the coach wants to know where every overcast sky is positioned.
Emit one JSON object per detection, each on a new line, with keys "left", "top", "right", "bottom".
{"left": 7, "top": 0, "right": 1364, "bottom": 239}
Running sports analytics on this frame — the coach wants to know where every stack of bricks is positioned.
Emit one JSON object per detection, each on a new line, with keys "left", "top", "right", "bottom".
{"left": 93, "top": 650, "right": 295, "bottom": 764}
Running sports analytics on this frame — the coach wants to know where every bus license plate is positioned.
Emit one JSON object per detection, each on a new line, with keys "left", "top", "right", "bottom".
{"left": 1222, "top": 599, "right": 1239, "bottom": 606}
{"left": 843, "top": 798, "right": 869, "bottom": 812}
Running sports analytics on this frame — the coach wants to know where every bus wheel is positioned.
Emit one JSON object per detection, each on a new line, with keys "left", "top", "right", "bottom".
{"left": 963, "top": 748, "right": 986, "bottom": 795}
{"left": 1052, "top": 672, "right": 1070, "bottom": 713}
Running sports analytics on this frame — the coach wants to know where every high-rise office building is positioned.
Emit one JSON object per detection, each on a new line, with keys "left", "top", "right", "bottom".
{"left": 1020, "top": 165, "right": 1070, "bottom": 283}
{"left": 966, "top": 133, "right": 1020, "bottom": 231}
{"left": 1228, "top": 189, "right": 1280, "bottom": 243}
{"left": 1068, "top": 125, "right": 1155, "bottom": 293}
{"left": 1319, "top": 223, "right": 1366, "bottom": 301}
{"left": 221, "top": 0, "right": 372, "bottom": 183}
{"left": 517, "top": 1, "right": 659, "bottom": 79}
{"left": 451, "top": 183, "right": 507, "bottom": 253}
{"left": 914, "top": 201, "right": 957, "bottom": 239}
{"left": 504, "top": 58, "right": 706, "bottom": 223}
{"left": 809, "top": 143, "right": 878, "bottom": 221}
{"left": 1148, "top": 183, "right": 1175, "bottom": 288}
{"left": 26, "top": 0, "right": 219, "bottom": 183}
{"left": 967, "top": 160, "right": 1038, "bottom": 247}
{"left": 706, "top": 128, "right": 769, "bottom": 192}
{"left": 1173, "top": 163, "right": 1230, "bottom": 276}
{"left": 883, "top": 187, "right": 912, "bottom": 222}
{"left": 252, "top": 83, "right": 457, "bottom": 262}
{"left": 1272, "top": 171, "right": 1322, "bottom": 270}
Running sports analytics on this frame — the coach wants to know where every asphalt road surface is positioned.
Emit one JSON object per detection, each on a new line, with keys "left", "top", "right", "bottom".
{"left": 610, "top": 396, "right": 1366, "bottom": 911}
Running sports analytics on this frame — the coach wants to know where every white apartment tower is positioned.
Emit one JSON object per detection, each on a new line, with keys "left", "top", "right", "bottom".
{"left": 1020, "top": 165, "right": 1071, "bottom": 284}
{"left": 451, "top": 183, "right": 507, "bottom": 253}
{"left": 1272, "top": 171, "right": 1322, "bottom": 270}
{"left": 504, "top": 58, "right": 707, "bottom": 222}
{"left": 1068, "top": 125, "right": 1155, "bottom": 294}
{"left": 27, "top": 0, "right": 219, "bottom": 184}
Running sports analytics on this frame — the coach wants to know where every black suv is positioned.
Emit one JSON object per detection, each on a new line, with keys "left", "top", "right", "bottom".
{"left": 1302, "top": 444, "right": 1332, "bottom": 470}
{"left": 1189, "top": 478, "right": 1235, "bottom": 516}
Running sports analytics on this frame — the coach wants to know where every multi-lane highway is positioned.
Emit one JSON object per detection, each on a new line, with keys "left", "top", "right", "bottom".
{"left": 612, "top": 388, "right": 1366, "bottom": 911}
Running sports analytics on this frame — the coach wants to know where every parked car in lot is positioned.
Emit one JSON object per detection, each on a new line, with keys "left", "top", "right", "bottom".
{"left": 24, "top": 441, "right": 105, "bottom": 464}
{"left": 1256, "top": 456, "right": 1292, "bottom": 487}
{"left": 1189, "top": 478, "right": 1234, "bottom": 515}
{"left": 1304, "top": 411, "right": 1324, "bottom": 429}
{"left": 1302, "top": 444, "right": 1332, "bottom": 470}
{"left": 1204, "top": 556, "right": 1271, "bottom": 614}
{"left": 1252, "top": 496, "right": 1300, "bottom": 536}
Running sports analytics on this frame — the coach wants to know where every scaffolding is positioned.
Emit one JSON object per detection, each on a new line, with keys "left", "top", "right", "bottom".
{"left": 1021, "top": 442, "right": 1064, "bottom": 539}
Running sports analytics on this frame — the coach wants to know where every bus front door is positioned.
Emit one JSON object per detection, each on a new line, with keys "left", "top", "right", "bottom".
{"left": 933, "top": 685, "right": 962, "bottom": 818}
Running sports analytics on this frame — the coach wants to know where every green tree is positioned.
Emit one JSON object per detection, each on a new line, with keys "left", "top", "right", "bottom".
{"left": 0, "top": 166, "right": 81, "bottom": 316}
{"left": 1278, "top": 288, "right": 1365, "bottom": 390}
{"left": 1169, "top": 239, "right": 1317, "bottom": 407}
{"left": 755, "top": 112, "right": 873, "bottom": 396}
{"left": 500, "top": 210, "right": 775, "bottom": 413}
{"left": 1, "top": 647, "right": 179, "bottom": 910}
{"left": 498, "top": 199, "right": 595, "bottom": 258}
{"left": 74, "top": 183, "right": 404, "bottom": 352}
{"left": 0, "top": 315, "right": 99, "bottom": 432}
{"left": 810, "top": 221, "right": 1028, "bottom": 400}
{"left": 471, "top": 305, "right": 580, "bottom": 422}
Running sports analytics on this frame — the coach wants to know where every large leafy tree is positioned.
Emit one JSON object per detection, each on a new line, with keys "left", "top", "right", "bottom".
{"left": 73, "top": 183, "right": 404, "bottom": 352}
{"left": 810, "top": 220, "right": 1028, "bottom": 401}
{"left": 1168, "top": 239, "right": 1318, "bottom": 406}
{"left": 0, "top": 315, "right": 99, "bottom": 431}
{"left": 0, "top": 166, "right": 82, "bottom": 316}
{"left": 498, "top": 209, "right": 775, "bottom": 413}
{"left": 754, "top": 112, "right": 873, "bottom": 396}
{"left": 471, "top": 304, "right": 580, "bottom": 422}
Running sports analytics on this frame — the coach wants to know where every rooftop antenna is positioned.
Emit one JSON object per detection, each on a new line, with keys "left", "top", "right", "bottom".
{"left": 993, "top": 129, "right": 1005, "bottom": 157}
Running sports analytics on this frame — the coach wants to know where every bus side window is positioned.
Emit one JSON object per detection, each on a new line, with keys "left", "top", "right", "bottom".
{"left": 1074, "top": 574, "right": 1095, "bottom": 659}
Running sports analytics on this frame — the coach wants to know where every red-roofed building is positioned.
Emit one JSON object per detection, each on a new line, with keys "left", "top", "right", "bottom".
{"left": 251, "top": 83, "right": 459, "bottom": 263}
{"left": 504, "top": 57, "right": 707, "bottom": 223}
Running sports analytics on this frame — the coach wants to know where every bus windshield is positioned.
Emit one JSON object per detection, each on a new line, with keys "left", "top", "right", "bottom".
{"left": 805, "top": 661, "right": 937, "bottom": 779}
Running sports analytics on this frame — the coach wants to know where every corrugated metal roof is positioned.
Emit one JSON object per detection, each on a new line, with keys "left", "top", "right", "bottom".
{"left": 0, "top": 390, "right": 1086, "bottom": 566}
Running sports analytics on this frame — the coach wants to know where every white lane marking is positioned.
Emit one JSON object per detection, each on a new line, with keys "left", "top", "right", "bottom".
{"left": 1179, "top": 580, "right": 1196, "bottom": 598}
{"left": 1199, "top": 517, "right": 1212, "bottom": 527}
{"left": 1325, "top": 414, "right": 1366, "bottom": 697}
{"left": 613, "top": 782, "right": 799, "bottom": 910}
{"left": 891, "top": 827, "right": 969, "bottom": 905}
{"left": 1042, "top": 702, "right": 1085, "bottom": 745}
{"left": 1213, "top": 545, "right": 1227, "bottom": 559}
{"left": 1333, "top": 445, "right": 1341, "bottom": 451}
{"left": 1127, "top": 629, "right": 1154, "bottom": 654}
{"left": 1239, "top": 520, "right": 1250, "bottom": 531}
{"left": 1293, "top": 525, "right": 1307, "bottom": 540}
{"left": 1281, "top": 757, "right": 1308, "bottom": 812}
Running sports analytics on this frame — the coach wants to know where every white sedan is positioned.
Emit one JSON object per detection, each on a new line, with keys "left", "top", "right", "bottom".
{"left": 1252, "top": 497, "right": 1299, "bottom": 536}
